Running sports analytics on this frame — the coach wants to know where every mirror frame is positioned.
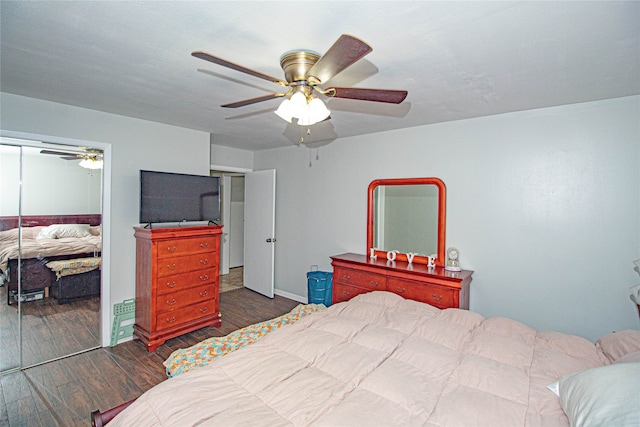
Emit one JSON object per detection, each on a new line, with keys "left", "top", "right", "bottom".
{"left": 367, "top": 177, "right": 446, "bottom": 266}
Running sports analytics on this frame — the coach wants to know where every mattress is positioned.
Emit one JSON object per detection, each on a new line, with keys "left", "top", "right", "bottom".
{"left": 0, "top": 225, "right": 101, "bottom": 274}
{"left": 110, "top": 291, "right": 639, "bottom": 426}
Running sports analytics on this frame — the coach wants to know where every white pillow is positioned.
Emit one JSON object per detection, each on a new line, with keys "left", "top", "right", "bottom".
{"left": 36, "top": 224, "right": 91, "bottom": 239}
{"left": 550, "top": 363, "right": 640, "bottom": 427}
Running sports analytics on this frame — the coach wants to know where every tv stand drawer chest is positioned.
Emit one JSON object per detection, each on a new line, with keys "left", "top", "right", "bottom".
{"left": 133, "top": 225, "right": 222, "bottom": 352}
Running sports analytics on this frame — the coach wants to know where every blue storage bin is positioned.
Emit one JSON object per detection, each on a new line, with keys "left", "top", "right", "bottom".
{"left": 307, "top": 271, "right": 333, "bottom": 306}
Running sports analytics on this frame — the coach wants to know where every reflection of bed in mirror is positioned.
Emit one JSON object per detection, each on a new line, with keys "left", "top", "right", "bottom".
{"left": 0, "top": 214, "right": 102, "bottom": 305}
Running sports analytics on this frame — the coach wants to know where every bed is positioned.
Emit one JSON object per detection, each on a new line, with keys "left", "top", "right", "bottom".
{"left": 0, "top": 214, "right": 102, "bottom": 304}
{"left": 94, "top": 291, "right": 640, "bottom": 426}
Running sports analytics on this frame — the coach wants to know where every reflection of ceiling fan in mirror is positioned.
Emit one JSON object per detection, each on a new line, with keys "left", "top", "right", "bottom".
{"left": 40, "top": 149, "right": 104, "bottom": 169}
{"left": 192, "top": 34, "right": 408, "bottom": 126}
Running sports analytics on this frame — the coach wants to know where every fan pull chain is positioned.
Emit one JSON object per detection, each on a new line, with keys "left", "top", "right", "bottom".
{"left": 300, "top": 127, "right": 312, "bottom": 144}
{"left": 309, "top": 147, "right": 320, "bottom": 167}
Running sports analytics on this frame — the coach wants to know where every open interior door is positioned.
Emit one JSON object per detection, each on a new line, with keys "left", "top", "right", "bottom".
{"left": 243, "top": 169, "right": 276, "bottom": 297}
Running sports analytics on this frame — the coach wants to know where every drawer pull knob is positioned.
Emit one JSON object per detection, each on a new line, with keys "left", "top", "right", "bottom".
{"left": 369, "top": 280, "right": 379, "bottom": 287}
{"left": 200, "top": 307, "right": 208, "bottom": 313}
{"left": 432, "top": 293, "right": 443, "bottom": 301}
{"left": 167, "top": 263, "right": 176, "bottom": 270}
{"left": 341, "top": 290, "right": 351, "bottom": 297}
{"left": 200, "top": 242, "right": 209, "bottom": 248}
{"left": 200, "top": 290, "right": 209, "bottom": 297}
{"left": 167, "top": 246, "right": 177, "bottom": 252}
{"left": 395, "top": 287, "right": 406, "bottom": 293}
{"left": 166, "top": 298, "right": 177, "bottom": 306}
{"left": 342, "top": 275, "right": 350, "bottom": 281}
{"left": 166, "top": 316, "right": 176, "bottom": 323}
{"left": 166, "top": 281, "right": 177, "bottom": 288}
{"left": 200, "top": 259, "right": 209, "bottom": 265}
{"left": 200, "top": 275, "right": 209, "bottom": 281}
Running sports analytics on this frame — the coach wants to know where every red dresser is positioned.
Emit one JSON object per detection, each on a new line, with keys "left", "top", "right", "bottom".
{"left": 133, "top": 226, "right": 222, "bottom": 352}
{"left": 331, "top": 253, "right": 472, "bottom": 309}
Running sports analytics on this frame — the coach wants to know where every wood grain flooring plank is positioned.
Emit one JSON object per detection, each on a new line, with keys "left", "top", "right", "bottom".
{"left": 86, "top": 350, "right": 146, "bottom": 407}
{"left": 102, "top": 351, "right": 165, "bottom": 392}
{"left": 27, "top": 380, "right": 80, "bottom": 427}
{"left": 60, "top": 307, "right": 99, "bottom": 348}
{"left": 5, "top": 395, "right": 42, "bottom": 427}
{"left": 0, "top": 371, "right": 33, "bottom": 404}
{"left": 0, "top": 376, "right": 9, "bottom": 426}
{"left": 111, "top": 345, "right": 167, "bottom": 382}
{"left": 50, "top": 374, "right": 99, "bottom": 425}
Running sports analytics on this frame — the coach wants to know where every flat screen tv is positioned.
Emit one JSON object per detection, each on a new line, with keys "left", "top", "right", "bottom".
{"left": 139, "top": 170, "right": 221, "bottom": 225}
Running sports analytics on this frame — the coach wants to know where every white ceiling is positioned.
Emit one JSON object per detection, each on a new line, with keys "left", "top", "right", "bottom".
{"left": 1, "top": 1, "right": 638, "bottom": 151}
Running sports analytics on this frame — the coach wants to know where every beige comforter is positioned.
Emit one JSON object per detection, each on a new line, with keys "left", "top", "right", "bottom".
{"left": 111, "top": 291, "right": 609, "bottom": 426}
{"left": 0, "top": 226, "right": 101, "bottom": 274}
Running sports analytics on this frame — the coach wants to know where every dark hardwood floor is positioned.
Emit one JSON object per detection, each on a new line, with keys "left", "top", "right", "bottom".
{"left": 0, "top": 287, "right": 301, "bottom": 427}
{"left": 0, "top": 288, "right": 101, "bottom": 372}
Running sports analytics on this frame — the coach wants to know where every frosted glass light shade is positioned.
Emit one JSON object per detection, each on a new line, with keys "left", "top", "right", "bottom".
{"left": 79, "top": 158, "right": 103, "bottom": 169}
{"left": 290, "top": 91, "right": 307, "bottom": 109}
{"left": 274, "top": 93, "right": 330, "bottom": 126}
{"left": 274, "top": 99, "right": 293, "bottom": 123}
{"left": 308, "top": 97, "right": 330, "bottom": 123}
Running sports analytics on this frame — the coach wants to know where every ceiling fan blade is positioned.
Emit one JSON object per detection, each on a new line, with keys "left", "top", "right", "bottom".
{"left": 40, "top": 150, "right": 81, "bottom": 160}
{"left": 325, "top": 87, "right": 408, "bottom": 104}
{"left": 192, "top": 51, "right": 287, "bottom": 86}
{"left": 40, "top": 149, "right": 76, "bottom": 156}
{"left": 221, "top": 93, "right": 287, "bottom": 108}
{"left": 306, "top": 34, "right": 372, "bottom": 84}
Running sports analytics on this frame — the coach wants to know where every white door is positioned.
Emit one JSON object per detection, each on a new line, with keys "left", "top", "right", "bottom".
{"left": 244, "top": 169, "right": 276, "bottom": 297}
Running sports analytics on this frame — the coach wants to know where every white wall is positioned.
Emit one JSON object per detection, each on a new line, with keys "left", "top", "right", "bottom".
{"left": 0, "top": 147, "right": 102, "bottom": 216}
{"left": 210, "top": 138, "right": 253, "bottom": 170}
{"left": 254, "top": 96, "right": 640, "bottom": 341}
{"left": 1, "top": 92, "right": 211, "bottom": 345}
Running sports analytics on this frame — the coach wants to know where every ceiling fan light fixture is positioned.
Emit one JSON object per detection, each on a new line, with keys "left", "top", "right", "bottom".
{"left": 79, "top": 157, "right": 103, "bottom": 169}
{"left": 275, "top": 91, "right": 330, "bottom": 126}
{"left": 194, "top": 35, "right": 407, "bottom": 128}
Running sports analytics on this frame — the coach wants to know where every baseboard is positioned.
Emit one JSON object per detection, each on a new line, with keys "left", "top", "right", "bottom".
{"left": 274, "top": 288, "right": 307, "bottom": 304}
{"left": 109, "top": 335, "right": 134, "bottom": 347}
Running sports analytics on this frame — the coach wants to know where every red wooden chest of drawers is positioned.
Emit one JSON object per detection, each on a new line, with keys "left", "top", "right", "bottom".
{"left": 133, "top": 226, "right": 222, "bottom": 352}
{"left": 331, "top": 253, "right": 473, "bottom": 309}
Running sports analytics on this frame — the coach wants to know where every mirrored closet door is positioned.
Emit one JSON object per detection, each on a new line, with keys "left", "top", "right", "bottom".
{"left": 0, "top": 144, "right": 21, "bottom": 373}
{"left": 0, "top": 140, "right": 103, "bottom": 373}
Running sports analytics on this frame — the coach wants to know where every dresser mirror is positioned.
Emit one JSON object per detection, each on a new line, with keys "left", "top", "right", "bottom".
{"left": 367, "top": 177, "right": 446, "bottom": 266}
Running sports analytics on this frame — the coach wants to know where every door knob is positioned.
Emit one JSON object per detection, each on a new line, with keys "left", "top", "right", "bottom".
{"left": 266, "top": 238, "right": 277, "bottom": 243}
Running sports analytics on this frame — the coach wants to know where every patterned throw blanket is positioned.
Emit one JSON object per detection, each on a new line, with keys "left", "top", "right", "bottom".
{"left": 45, "top": 256, "right": 101, "bottom": 279}
{"left": 164, "top": 303, "right": 326, "bottom": 377}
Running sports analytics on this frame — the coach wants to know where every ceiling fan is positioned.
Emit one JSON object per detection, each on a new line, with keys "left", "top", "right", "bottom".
{"left": 192, "top": 34, "right": 408, "bottom": 126}
{"left": 40, "top": 149, "right": 104, "bottom": 169}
